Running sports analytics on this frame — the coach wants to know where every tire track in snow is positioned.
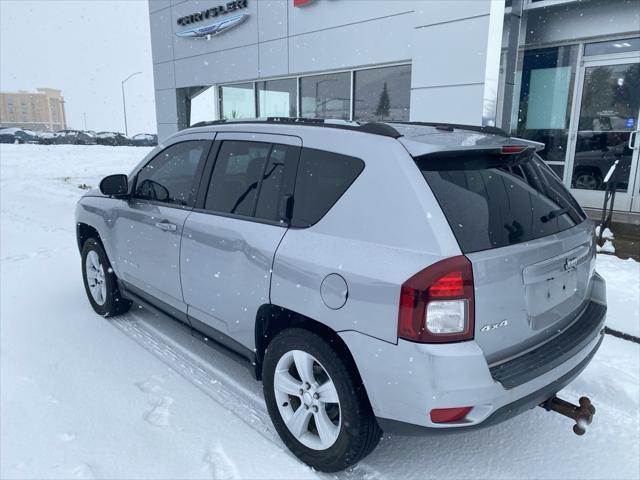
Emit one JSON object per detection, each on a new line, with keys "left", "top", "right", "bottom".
{"left": 111, "top": 314, "right": 275, "bottom": 438}
{"left": 109, "top": 313, "right": 384, "bottom": 480}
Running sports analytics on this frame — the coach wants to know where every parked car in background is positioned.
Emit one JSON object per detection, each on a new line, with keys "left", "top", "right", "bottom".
{"left": 571, "top": 137, "right": 632, "bottom": 191}
{"left": 38, "top": 131, "right": 58, "bottom": 145}
{"left": 96, "top": 131, "right": 131, "bottom": 146}
{"left": 55, "top": 130, "right": 97, "bottom": 145}
{"left": 131, "top": 133, "right": 158, "bottom": 147}
{"left": 0, "top": 127, "right": 39, "bottom": 144}
{"left": 0, "top": 130, "right": 14, "bottom": 144}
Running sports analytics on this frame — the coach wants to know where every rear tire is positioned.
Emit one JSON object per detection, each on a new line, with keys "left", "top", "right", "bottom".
{"left": 263, "top": 328, "right": 381, "bottom": 472}
{"left": 81, "top": 238, "right": 131, "bottom": 317}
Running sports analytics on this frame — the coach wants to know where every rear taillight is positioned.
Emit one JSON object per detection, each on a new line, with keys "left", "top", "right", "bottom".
{"left": 398, "top": 255, "right": 474, "bottom": 343}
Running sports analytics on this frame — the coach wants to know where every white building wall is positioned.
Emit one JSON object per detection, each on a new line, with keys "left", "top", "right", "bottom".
{"left": 149, "top": 0, "right": 503, "bottom": 139}
{"left": 410, "top": 0, "right": 504, "bottom": 125}
{"left": 148, "top": 0, "right": 638, "bottom": 141}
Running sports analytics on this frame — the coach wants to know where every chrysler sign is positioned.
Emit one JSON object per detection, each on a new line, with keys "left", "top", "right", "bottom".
{"left": 176, "top": 0, "right": 249, "bottom": 38}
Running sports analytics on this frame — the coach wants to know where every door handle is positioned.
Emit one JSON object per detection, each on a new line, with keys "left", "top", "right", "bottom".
{"left": 629, "top": 131, "right": 639, "bottom": 150}
{"left": 154, "top": 221, "right": 177, "bottom": 232}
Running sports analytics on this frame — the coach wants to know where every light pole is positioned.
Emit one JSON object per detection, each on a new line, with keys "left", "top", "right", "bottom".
{"left": 121, "top": 71, "right": 142, "bottom": 136}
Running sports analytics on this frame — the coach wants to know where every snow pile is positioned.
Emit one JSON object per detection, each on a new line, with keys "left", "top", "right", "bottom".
{"left": 1, "top": 145, "right": 639, "bottom": 479}
{"left": 595, "top": 254, "right": 640, "bottom": 337}
{"left": 595, "top": 226, "right": 614, "bottom": 240}
{"left": 597, "top": 239, "right": 616, "bottom": 254}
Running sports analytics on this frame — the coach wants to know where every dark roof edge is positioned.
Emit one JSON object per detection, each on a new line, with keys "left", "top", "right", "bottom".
{"left": 189, "top": 117, "right": 403, "bottom": 139}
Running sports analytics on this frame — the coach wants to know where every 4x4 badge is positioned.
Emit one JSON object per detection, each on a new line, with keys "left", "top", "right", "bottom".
{"left": 565, "top": 257, "right": 578, "bottom": 271}
{"left": 481, "top": 320, "right": 509, "bottom": 332}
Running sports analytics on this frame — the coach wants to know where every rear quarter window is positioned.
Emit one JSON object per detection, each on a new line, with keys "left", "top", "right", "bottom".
{"left": 419, "top": 152, "right": 586, "bottom": 253}
{"left": 292, "top": 148, "right": 364, "bottom": 228}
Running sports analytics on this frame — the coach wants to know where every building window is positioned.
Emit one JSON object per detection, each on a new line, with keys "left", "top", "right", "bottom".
{"left": 353, "top": 64, "right": 411, "bottom": 122}
{"left": 257, "top": 78, "right": 297, "bottom": 117}
{"left": 219, "top": 83, "right": 255, "bottom": 119}
{"left": 584, "top": 37, "right": 640, "bottom": 57}
{"left": 300, "top": 72, "right": 351, "bottom": 120}
{"left": 190, "top": 86, "right": 216, "bottom": 125}
{"left": 515, "top": 45, "right": 578, "bottom": 170}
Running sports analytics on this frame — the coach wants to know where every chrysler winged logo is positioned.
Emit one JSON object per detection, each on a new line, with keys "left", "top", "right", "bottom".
{"left": 176, "top": 13, "right": 249, "bottom": 38}
{"left": 176, "top": 0, "right": 249, "bottom": 38}
{"left": 564, "top": 257, "right": 578, "bottom": 271}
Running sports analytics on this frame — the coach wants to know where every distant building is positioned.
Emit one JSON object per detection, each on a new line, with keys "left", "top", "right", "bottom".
{"left": 0, "top": 88, "right": 67, "bottom": 132}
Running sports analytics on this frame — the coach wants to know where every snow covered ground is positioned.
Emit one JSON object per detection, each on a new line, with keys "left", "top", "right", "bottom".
{"left": 1, "top": 144, "right": 639, "bottom": 480}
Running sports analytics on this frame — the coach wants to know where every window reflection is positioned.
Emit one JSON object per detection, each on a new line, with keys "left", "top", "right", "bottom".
{"left": 219, "top": 83, "right": 255, "bottom": 119}
{"left": 189, "top": 86, "right": 216, "bottom": 126}
{"left": 257, "top": 79, "right": 297, "bottom": 117}
{"left": 300, "top": 73, "right": 350, "bottom": 120}
{"left": 354, "top": 65, "right": 411, "bottom": 121}
{"left": 584, "top": 38, "right": 640, "bottom": 57}
{"left": 571, "top": 63, "right": 639, "bottom": 192}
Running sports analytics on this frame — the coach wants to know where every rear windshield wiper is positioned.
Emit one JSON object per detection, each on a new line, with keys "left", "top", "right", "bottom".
{"left": 541, "top": 208, "right": 569, "bottom": 223}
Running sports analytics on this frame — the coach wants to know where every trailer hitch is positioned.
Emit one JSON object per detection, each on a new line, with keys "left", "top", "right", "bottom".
{"left": 540, "top": 395, "right": 596, "bottom": 435}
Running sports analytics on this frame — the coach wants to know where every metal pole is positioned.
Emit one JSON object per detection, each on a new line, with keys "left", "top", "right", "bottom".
{"left": 121, "top": 71, "right": 142, "bottom": 137}
{"left": 122, "top": 81, "right": 128, "bottom": 136}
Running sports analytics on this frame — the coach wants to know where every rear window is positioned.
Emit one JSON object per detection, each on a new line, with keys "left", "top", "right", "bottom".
{"left": 418, "top": 152, "right": 586, "bottom": 253}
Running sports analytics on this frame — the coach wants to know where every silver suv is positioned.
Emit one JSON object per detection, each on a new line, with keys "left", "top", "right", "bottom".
{"left": 76, "top": 119, "right": 606, "bottom": 471}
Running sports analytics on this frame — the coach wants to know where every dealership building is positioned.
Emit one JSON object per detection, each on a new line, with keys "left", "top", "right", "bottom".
{"left": 148, "top": 0, "right": 640, "bottom": 216}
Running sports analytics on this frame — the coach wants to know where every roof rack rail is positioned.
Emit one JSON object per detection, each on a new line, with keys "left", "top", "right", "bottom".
{"left": 266, "top": 117, "right": 324, "bottom": 125}
{"left": 188, "top": 117, "right": 403, "bottom": 138}
{"left": 389, "top": 121, "right": 509, "bottom": 137}
{"left": 190, "top": 119, "right": 228, "bottom": 128}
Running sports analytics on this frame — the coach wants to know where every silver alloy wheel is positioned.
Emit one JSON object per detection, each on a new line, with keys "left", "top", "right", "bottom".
{"left": 273, "top": 350, "right": 341, "bottom": 450}
{"left": 85, "top": 250, "right": 107, "bottom": 306}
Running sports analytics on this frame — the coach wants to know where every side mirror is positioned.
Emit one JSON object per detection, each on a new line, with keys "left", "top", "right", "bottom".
{"left": 99, "top": 174, "right": 128, "bottom": 196}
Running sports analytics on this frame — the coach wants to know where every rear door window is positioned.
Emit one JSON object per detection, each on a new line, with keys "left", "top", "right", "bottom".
{"left": 292, "top": 148, "right": 364, "bottom": 228}
{"left": 418, "top": 152, "right": 586, "bottom": 253}
{"left": 204, "top": 141, "right": 271, "bottom": 217}
{"left": 254, "top": 144, "right": 299, "bottom": 222}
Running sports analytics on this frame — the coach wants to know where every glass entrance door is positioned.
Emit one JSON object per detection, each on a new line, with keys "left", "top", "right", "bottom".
{"left": 566, "top": 57, "right": 640, "bottom": 212}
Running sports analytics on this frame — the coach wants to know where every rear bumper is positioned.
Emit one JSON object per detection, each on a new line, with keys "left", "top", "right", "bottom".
{"left": 340, "top": 277, "right": 606, "bottom": 433}
{"left": 376, "top": 333, "right": 603, "bottom": 435}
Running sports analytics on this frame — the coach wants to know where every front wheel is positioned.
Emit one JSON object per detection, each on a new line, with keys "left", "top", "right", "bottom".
{"left": 263, "top": 328, "right": 381, "bottom": 472}
{"left": 81, "top": 238, "right": 131, "bottom": 317}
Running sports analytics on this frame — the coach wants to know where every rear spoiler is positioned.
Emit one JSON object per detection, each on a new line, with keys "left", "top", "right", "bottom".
{"left": 400, "top": 137, "right": 545, "bottom": 157}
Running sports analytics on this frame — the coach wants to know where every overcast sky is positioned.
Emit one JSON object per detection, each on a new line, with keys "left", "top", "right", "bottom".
{"left": 0, "top": 0, "right": 157, "bottom": 134}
